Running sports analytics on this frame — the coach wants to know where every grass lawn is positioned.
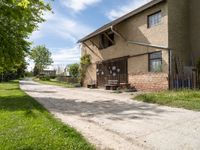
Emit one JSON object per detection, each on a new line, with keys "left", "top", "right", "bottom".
{"left": 33, "top": 78, "right": 77, "bottom": 88}
{"left": 135, "top": 90, "right": 200, "bottom": 111}
{"left": 0, "top": 81, "right": 94, "bottom": 150}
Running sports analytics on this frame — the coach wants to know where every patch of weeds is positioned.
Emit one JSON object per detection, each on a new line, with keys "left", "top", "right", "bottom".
{"left": 134, "top": 90, "right": 200, "bottom": 111}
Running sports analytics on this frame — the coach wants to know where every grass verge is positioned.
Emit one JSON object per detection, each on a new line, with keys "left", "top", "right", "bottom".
{"left": 0, "top": 81, "right": 94, "bottom": 150}
{"left": 135, "top": 90, "right": 200, "bottom": 111}
{"left": 33, "top": 78, "right": 77, "bottom": 88}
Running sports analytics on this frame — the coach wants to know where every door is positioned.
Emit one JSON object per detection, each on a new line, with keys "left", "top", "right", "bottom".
{"left": 97, "top": 57, "right": 128, "bottom": 87}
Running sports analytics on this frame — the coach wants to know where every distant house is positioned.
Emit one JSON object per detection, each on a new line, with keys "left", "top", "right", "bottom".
{"left": 78, "top": 0, "right": 200, "bottom": 91}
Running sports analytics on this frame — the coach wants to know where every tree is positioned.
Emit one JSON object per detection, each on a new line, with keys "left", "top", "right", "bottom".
{"left": 0, "top": 0, "right": 51, "bottom": 80}
{"left": 68, "top": 63, "right": 79, "bottom": 78}
{"left": 30, "top": 45, "right": 53, "bottom": 75}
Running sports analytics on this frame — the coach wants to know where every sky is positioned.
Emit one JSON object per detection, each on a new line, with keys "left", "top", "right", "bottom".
{"left": 28, "top": 0, "right": 152, "bottom": 71}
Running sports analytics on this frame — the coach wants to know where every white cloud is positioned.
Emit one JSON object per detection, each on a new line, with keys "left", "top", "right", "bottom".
{"left": 52, "top": 46, "right": 81, "bottom": 65}
{"left": 29, "top": 12, "right": 93, "bottom": 42}
{"left": 107, "top": 0, "right": 152, "bottom": 20}
{"left": 29, "top": 11, "right": 91, "bottom": 70}
{"left": 60, "top": 0, "right": 101, "bottom": 12}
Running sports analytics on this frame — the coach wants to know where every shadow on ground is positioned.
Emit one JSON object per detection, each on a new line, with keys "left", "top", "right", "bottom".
{"left": 0, "top": 95, "right": 46, "bottom": 113}
{"left": 35, "top": 97, "right": 171, "bottom": 121}
{"left": 19, "top": 81, "right": 172, "bottom": 121}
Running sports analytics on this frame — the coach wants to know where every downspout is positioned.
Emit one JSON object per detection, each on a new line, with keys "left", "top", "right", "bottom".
{"left": 168, "top": 49, "right": 172, "bottom": 90}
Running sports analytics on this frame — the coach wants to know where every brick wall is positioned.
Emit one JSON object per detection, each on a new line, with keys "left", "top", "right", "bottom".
{"left": 129, "top": 73, "right": 168, "bottom": 91}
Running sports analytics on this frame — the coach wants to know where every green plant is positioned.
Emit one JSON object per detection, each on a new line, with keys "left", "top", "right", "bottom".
{"left": 80, "top": 54, "right": 91, "bottom": 66}
{"left": 68, "top": 63, "right": 80, "bottom": 78}
{"left": 39, "top": 75, "right": 50, "bottom": 81}
{"left": 79, "top": 54, "right": 91, "bottom": 85}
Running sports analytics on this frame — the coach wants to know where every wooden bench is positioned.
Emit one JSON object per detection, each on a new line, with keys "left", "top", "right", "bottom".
{"left": 105, "top": 80, "right": 119, "bottom": 90}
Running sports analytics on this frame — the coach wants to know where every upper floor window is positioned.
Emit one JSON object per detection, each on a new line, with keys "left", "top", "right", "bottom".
{"left": 99, "top": 31, "right": 115, "bottom": 49}
{"left": 148, "top": 11, "right": 162, "bottom": 28}
{"left": 149, "top": 51, "right": 162, "bottom": 72}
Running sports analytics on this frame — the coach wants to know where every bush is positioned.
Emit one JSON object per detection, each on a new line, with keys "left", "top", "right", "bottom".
{"left": 68, "top": 63, "right": 79, "bottom": 78}
{"left": 73, "top": 83, "right": 81, "bottom": 88}
{"left": 39, "top": 76, "right": 50, "bottom": 81}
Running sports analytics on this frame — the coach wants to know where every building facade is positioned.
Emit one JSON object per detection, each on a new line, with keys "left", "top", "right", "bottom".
{"left": 78, "top": 0, "right": 200, "bottom": 91}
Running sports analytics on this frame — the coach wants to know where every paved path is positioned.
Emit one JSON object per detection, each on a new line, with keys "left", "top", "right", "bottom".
{"left": 20, "top": 80, "right": 200, "bottom": 150}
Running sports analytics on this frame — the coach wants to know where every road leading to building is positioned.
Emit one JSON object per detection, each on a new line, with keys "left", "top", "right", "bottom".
{"left": 20, "top": 80, "right": 200, "bottom": 150}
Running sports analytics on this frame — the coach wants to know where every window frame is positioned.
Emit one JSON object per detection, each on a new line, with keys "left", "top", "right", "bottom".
{"left": 147, "top": 10, "right": 162, "bottom": 28}
{"left": 148, "top": 51, "right": 162, "bottom": 72}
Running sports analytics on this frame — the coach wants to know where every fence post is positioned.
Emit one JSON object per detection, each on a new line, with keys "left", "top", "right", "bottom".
{"left": 192, "top": 68, "right": 197, "bottom": 89}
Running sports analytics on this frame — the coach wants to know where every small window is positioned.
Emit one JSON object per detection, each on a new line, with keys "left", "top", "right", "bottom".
{"left": 148, "top": 11, "right": 162, "bottom": 28}
{"left": 149, "top": 51, "right": 162, "bottom": 72}
{"left": 99, "top": 31, "right": 114, "bottom": 49}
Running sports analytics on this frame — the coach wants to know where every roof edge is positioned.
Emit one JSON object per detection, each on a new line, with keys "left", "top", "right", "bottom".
{"left": 78, "top": 0, "right": 166, "bottom": 43}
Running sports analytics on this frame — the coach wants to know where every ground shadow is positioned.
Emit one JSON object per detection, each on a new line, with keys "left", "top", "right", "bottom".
{"left": 0, "top": 95, "right": 46, "bottom": 113}
{"left": 35, "top": 97, "right": 171, "bottom": 121}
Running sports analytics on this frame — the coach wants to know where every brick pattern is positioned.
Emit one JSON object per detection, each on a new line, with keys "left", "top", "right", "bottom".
{"left": 129, "top": 73, "right": 169, "bottom": 91}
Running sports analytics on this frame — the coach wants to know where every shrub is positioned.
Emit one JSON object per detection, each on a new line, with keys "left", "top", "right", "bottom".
{"left": 68, "top": 63, "right": 79, "bottom": 78}
{"left": 79, "top": 54, "right": 91, "bottom": 85}
{"left": 39, "top": 75, "right": 50, "bottom": 81}
{"left": 73, "top": 83, "right": 81, "bottom": 88}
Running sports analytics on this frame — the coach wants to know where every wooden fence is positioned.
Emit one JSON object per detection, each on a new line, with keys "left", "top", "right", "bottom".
{"left": 56, "top": 76, "right": 79, "bottom": 83}
{"left": 172, "top": 70, "right": 199, "bottom": 89}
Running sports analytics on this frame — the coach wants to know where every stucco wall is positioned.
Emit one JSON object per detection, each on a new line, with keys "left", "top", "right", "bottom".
{"left": 81, "top": 1, "right": 169, "bottom": 91}
{"left": 190, "top": 0, "right": 200, "bottom": 64}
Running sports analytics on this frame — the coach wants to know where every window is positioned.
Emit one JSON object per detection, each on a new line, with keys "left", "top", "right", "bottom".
{"left": 99, "top": 31, "right": 114, "bottom": 49}
{"left": 148, "top": 11, "right": 162, "bottom": 28}
{"left": 149, "top": 51, "right": 162, "bottom": 72}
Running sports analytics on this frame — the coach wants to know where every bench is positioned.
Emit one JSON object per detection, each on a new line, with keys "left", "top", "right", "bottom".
{"left": 105, "top": 80, "right": 119, "bottom": 90}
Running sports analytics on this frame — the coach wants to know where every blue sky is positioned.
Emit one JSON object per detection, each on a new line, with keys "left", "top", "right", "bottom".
{"left": 29, "top": 0, "right": 151, "bottom": 70}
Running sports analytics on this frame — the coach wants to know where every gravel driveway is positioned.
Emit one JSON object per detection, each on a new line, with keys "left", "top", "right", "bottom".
{"left": 20, "top": 80, "right": 200, "bottom": 150}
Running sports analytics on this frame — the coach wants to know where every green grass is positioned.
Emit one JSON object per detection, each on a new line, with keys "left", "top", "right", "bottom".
{"left": 0, "top": 81, "right": 95, "bottom": 150}
{"left": 135, "top": 90, "right": 200, "bottom": 111}
{"left": 33, "top": 78, "right": 77, "bottom": 88}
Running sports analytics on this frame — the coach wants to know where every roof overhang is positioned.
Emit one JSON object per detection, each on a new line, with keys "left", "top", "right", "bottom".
{"left": 78, "top": 0, "right": 166, "bottom": 43}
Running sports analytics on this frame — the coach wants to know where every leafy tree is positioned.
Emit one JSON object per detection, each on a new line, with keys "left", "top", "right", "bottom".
{"left": 68, "top": 63, "right": 80, "bottom": 78}
{"left": 30, "top": 45, "right": 53, "bottom": 75}
{"left": 0, "top": 0, "right": 51, "bottom": 80}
